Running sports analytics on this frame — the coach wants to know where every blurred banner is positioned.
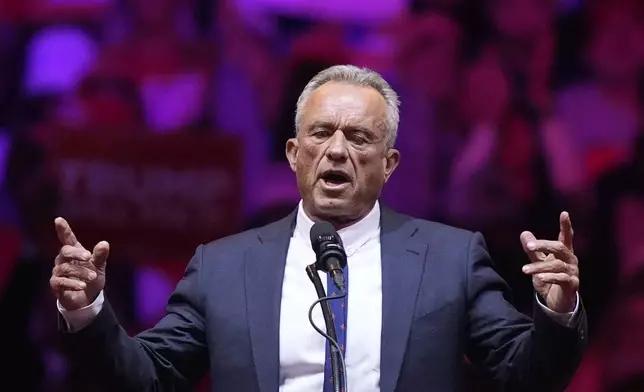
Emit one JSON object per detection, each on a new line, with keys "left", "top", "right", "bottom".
{"left": 49, "top": 131, "right": 243, "bottom": 260}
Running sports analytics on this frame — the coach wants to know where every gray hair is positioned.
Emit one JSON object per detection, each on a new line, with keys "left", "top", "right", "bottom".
{"left": 294, "top": 65, "right": 400, "bottom": 147}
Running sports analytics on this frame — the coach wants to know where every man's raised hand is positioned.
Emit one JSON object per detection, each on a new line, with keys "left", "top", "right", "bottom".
{"left": 50, "top": 217, "right": 109, "bottom": 310}
{"left": 520, "top": 211, "right": 579, "bottom": 313}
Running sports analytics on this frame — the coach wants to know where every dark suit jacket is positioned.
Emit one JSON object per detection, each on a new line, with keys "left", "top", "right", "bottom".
{"left": 60, "top": 207, "right": 587, "bottom": 392}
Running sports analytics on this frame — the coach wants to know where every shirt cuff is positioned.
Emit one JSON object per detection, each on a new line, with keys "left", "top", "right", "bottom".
{"left": 57, "top": 290, "right": 105, "bottom": 332}
{"left": 535, "top": 292, "right": 580, "bottom": 328}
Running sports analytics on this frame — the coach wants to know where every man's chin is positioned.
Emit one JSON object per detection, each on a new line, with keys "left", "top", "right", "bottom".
{"left": 307, "top": 194, "right": 351, "bottom": 218}
{"left": 304, "top": 196, "right": 371, "bottom": 228}
{"left": 314, "top": 196, "right": 350, "bottom": 211}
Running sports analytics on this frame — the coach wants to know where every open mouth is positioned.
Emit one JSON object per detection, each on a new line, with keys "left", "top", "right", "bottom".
{"left": 320, "top": 171, "right": 351, "bottom": 186}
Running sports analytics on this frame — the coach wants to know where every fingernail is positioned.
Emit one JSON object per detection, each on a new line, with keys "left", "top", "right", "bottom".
{"left": 88, "top": 271, "right": 97, "bottom": 280}
{"left": 83, "top": 252, "right": 91, "bottom": 260}
{"left": 527, "top": 242, "right": 536, "bottom": 250}
{"left": 522, "top": 265, "right": 531, "bottom": 273}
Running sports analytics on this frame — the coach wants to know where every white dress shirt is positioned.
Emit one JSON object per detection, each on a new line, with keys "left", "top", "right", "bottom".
{"left": 278, "top": 201, "right": 382, "bottom": 392}
{"left": 58, "top": 201, "right": 579, "bottom": 391}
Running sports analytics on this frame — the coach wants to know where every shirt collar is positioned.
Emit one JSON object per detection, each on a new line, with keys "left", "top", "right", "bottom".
{"left": 294, "top": 200, "right": 381, "bottom": 255}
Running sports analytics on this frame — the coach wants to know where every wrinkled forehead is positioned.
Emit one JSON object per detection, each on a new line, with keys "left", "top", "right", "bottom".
{"left": 301, "top": 82, "right": 389, "bottom": 134}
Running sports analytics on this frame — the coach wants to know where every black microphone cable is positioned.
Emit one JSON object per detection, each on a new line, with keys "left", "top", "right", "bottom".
{"left": 306, "top": 263, "right": 348, "bottom": 392}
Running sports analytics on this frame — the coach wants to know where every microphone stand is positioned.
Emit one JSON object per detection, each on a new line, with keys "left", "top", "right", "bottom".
{"left": 306, "top": 263, "right": 345, "bottom": 392}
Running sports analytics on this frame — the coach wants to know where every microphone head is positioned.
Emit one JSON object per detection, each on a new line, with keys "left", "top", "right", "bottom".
{"left": 310, "top": 221, "right": 346, "bottom": 272}
{"left": 310, "top": 221, "right": 341, "bottom": 251}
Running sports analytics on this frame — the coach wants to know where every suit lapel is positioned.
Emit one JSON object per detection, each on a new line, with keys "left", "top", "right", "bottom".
{"left": 379, "top": 207, "right": 428, "bottom": 392}
{"left": 245, "top": 211, "right": 296, "bottom": 392}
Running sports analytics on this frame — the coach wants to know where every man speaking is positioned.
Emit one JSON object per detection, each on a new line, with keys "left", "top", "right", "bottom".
{"left": 50, "top": 65, "right": 586, "bottom": 391}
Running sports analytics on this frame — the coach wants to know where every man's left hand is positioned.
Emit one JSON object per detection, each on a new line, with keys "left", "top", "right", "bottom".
{"left": 520, "top": 211, "right": 579, "bottom": 313}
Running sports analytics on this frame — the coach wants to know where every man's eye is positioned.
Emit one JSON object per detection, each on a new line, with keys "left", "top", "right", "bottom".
{"left": 313, "top": 131, "right": 331, "bottom": 138}
{"left": 351, "top": 133, "right": 368, "bottom": 145}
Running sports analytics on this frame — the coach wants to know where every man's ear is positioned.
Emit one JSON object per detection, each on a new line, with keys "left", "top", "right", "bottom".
{"left": 383, "top": 148, "right": 400, "bottom": 183}
{"left": 285, "top": 138, "right": 299, "bottom": 172}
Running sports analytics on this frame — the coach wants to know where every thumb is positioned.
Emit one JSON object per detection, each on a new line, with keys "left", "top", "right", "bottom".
{"left": 519, "top": 231, "right": 537, "bottom": 251}
{"left": 91, "top": 241, "right": 110, "bottom": 268}
{"left": 520, "top": 231, "right": 543, "bottom": 264}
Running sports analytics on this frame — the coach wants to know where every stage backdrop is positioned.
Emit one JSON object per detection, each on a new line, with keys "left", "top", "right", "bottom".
{"left": 49, "top": 131, "right": 244, "bottom": 260}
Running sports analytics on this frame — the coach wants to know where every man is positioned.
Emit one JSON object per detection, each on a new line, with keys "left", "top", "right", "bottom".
{"left": 51, "top": 65, "right": 586, "bottom": 391}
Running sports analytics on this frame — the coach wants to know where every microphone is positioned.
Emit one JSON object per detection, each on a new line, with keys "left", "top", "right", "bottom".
{"left": 307, "top": 221, "right": 348, "bottom": 392}
{"left": 310, "top": 221, "right": 347, "bottom": 292}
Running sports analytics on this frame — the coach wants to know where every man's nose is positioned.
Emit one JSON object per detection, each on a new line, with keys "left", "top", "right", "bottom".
{"left": 325, "top": 130, "right": 349, "bottom": 161}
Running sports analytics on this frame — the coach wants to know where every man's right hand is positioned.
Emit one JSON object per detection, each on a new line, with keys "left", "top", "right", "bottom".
{"left": 50, "top": 217, "right": 110, "bottom": 310}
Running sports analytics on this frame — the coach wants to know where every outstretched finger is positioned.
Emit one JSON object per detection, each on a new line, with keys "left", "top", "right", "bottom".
{"left": 558, "top": 211, "right": 574, "bottom": 251}
{"left": 55, "top": 217, "right": 81, "bottom": 248}
{"left": 525, "top": 240, "right": 574, "bottom": 261}
{"left": 91, "top": 241, "right": 110, "bottom": 268}
{"left": 520, "top": 231, "right": 545, "bottom": 263}
{"left": 522, "top": 259, "right": 573, "bottom": 275}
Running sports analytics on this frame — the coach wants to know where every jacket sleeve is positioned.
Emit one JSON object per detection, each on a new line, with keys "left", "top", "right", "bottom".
{"left": 60, "top": 245, "right": 209, "bottom": 392}
{"left": 465, "top": 232, "right": 587, "bottom": 392}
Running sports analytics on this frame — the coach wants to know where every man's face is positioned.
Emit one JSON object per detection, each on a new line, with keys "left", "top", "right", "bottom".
{"left": 286, "top": 82, "right": 399, "bottom": 225}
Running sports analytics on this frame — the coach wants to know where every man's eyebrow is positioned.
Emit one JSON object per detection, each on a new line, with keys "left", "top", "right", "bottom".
{"left": 308, "top": 120, "right": 334, "bottom": 130}
{"left": 308, "top": 120, "right": 373, "bottom": 134}
{"left": 346, "top": 124, "right": 373, "bottom": 134}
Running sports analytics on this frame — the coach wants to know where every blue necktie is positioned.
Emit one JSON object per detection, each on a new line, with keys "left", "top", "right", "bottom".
{"left": 323, "top": 265, "right": 348, "bottom": 392}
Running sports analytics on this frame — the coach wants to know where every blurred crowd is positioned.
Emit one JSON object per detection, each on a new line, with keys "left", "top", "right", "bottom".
{"left": 0, "top": 0, "right": 642, "bottom": 390}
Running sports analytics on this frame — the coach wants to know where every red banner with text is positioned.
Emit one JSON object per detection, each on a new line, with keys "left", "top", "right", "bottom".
{"left": 49, "top": 131, "right": 243, "bottom": 260}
